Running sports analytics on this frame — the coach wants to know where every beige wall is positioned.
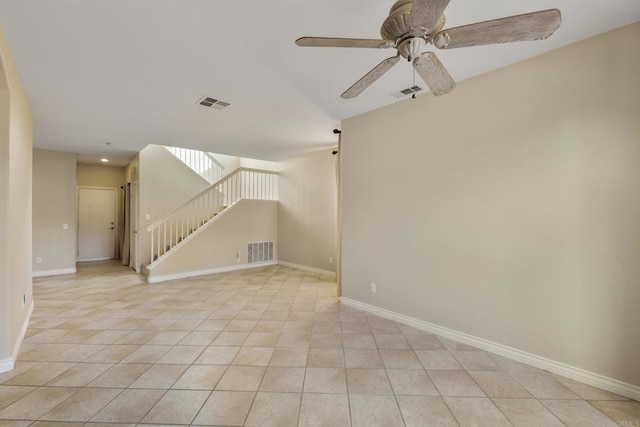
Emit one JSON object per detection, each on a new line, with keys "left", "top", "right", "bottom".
{"left": 138, "top": 144, "right": 211, "bottom": 265}
{"left": 148, "top": 200, "right": 278, "bottom": 281}
{"left": 0, "top": 25, "right": 33, "bottom": 368}
{"left": 278, "top": 149, "right": 337, "bottom": 272}
{"left": 77, "top": 163, "right": 125, "bottom": 188}
{"left": 32, "top": 149, "right": 78, "bottom": 275}
{"left": 342, "top": 23, "right": 640, "bottom": 388}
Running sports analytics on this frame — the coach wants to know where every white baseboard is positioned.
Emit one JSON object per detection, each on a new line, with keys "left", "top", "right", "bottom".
{"left": 340, "top": 297, "right": 640, "bottom": 402}
{"left": 32, "top": 268, "right": 76, "bottom": 278}
{"left": 0, "top": 300, "right": 34, "bottom": 374}
{"left": 148, "top": 261, "right": 278, "bottom": 283}
{"left": 278, "top": 261, "right": 336, "bottom": 277}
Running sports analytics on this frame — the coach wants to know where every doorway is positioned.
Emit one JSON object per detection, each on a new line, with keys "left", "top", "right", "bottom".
{"left": 78, "top": 187, "right": 117, "bottom": 261}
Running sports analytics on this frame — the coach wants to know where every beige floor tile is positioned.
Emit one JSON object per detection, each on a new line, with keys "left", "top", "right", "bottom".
{"left": 211, "top": 331, "right": 249, "bottom": 346}
{"left": 0, "top": 386, "right": 36, "bottom": 411}
{"left": 3, "top": 422, "right": 44, "bottom": 427}
{"left": 129, "top": 364, "right": 189, "bottom": 389}
{"left": 445, "top": 396, "right": 512, "bottom": 426}
{"left": 192, "top": 390, "right": 255, "bottom": 426}
{"left": 4, "top": 362, "right": 77, "bottom": 386}
{"left": 245, "top": 392, "right": 301, "bottom": 427}
{"left": 84, "top": 345, "right": 140, "bottom": 363}
{"left": 244, "top": 332, "right": 280, "bottom": 347}
{"left": 193, "top": 319, "right": 230, "bottom": 331}
{"left": 493, "top": 398, "right": 565, "bottom": 427}
{"left": 216, "top": 366, "right": 266, "bottom": 391}
{"left": 87, "top": 363, "right": 151, "bottom": 388}
{"left": 0, "top": 386, "right": 78, "bottom": 420}
{"left": 438, "top": 337, "right": 479, "bottom": 351}
{"left": 379, "top": 349, "right": 423, "bottom": 369}
{"left": 468, "top": 371, "right": 533, "bottom": 398}
{"left": 231, "top": 346, "right": 274, "bottom": 366}
{"left": 405, "top": 334, "right": 447, "bottom": 350}
{"left": 90, "top": 388, "right": 165, "bottom": 423}
{"left": 0, "top": 362, "right": 39, "bottom": 383}
{"left": 589, "top": 400, "right": 640, "bottom": 424}
{"left": 415, "top": 350, "right": 463, "bottom": 370}
{"left": 342, "top": 334, "right": 377, "bottom": 349}
{"left": 141, "top": 389, "right": 209, "bottom": 424}
{"left": 113, "top": 331, "right": 158, "bottom": 345}
{"left": 48, "top": 344, "right": 106, "bottom": 362}
{"left": 194, "top": 346, "right": 239, "bottom": 365}
{"left": 269, "top": 348, "right": 308, "bottom": 367}
{"left": 172, "top": 365, "right": 226, "bottom": 390}
{"left": 304, "top": 368, "right": 347, "bottom": 393}
{"left": 510, "top": 371, "right": 582, "bottom": 399}
{"left": 346, "top": 369, "right": 393, "bottom": 395}
{"left": 224, "top": 319, "right": 257, "bottom": 332}
{"left": 429, "top": 370, "right": 486, "bottom": 397}
{"left": 374, "top": 334, "right": 411, "bottom": 349}
{"left": 452, "top": 350, "right": 501, "bottom": 371}
{"left": 119, "top": 345, "right": 171, "bottom": 364}
{"left": 309, "top": 333, "right": 343, "bottom": 348}
{"left": 344, "top": 348, "right": 384, "bottom": 368}
{"left": 254, "top": 320, "right": 285, "bottom": 332}
{"left": 17, "top": 343, "right": 75, "bottom": 362}
{"left": 312, "top": 321, "right": 341, "bottom": 334}
{"left": 542, "top": 399, "right": 618, "bottom": 426}
{"left": 340, "top": 322, "right": 371, "bottom": 334}
{"left": 177, "top": 330, "right": 218, "bottom": 346}
{"left": 276, "top": 331, "right": 311, "bottom": 348}
{"left": 349, "top": 394, "right": 404, "bottom": 427}
{"left": 156, "top": 345, "right": 205, "bottom": 364}
{"left": 299, "top": 393, "right": 350, "bottom": 427}
{"left": 387, "top": 368, "right": 439, "bottom": 395}
{"left": 40, "top": 387, "right": 121, "bottom": 422}
{"left": 397, "top": 395, "right": 458, "bottom": 427}
{"left": 47, "top": 362, "right": 113, "bottom": 387}
{"left": 260, "top": 367, "right": 305, "bottom": 392}
{"left": 307, "top": 348, "right": 345, "bottom": 368}
{"left": 556, "top": 375, "right": 630, "bottom": 400}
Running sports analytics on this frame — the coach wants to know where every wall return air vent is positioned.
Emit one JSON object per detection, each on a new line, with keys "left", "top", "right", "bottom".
{"left": 247, "top": 241, "right": 274, "bottom": 264}
{"left": 197, "top": 96, "right": 231, "bottom": 110}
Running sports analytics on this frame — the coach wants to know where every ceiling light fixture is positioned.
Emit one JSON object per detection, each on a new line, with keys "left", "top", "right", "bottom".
{"left": 100, "top": 158, "right": 109, "bottom": 163}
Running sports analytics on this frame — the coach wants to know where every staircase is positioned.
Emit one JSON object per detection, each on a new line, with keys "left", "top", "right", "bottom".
{"left": 146, "top": 167, "right": 278, "bottom": 268}
{"left": 165, "top": 146, "right": 226, "bottom": 184}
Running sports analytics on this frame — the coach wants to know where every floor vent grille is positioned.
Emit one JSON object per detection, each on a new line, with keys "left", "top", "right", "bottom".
{"left": 247, "top": 241, "right": 274, "bottom": 264}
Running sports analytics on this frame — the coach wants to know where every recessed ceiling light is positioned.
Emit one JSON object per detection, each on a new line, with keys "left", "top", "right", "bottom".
{"left": 100, "top": 158, "right": 109, "bottom": 163}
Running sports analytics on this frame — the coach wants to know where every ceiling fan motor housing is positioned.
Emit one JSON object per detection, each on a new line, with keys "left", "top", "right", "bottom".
{"left": 380, "top": 0, "right": 446, "bottom": 40}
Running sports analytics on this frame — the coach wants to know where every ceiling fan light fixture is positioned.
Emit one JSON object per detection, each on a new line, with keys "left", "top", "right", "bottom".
{"left": 433, "top": 32, "right": 450, "bottom": 49}
{"left": 398, "top": 37, "right": 426, "bottom": 61}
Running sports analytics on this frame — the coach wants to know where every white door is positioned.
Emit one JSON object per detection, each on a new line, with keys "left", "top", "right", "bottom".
{"left": 130, "top": 182, "right": 140, "bottom": 272}
{"left": 78, "top": 188, "right": 116, "bottom": 261}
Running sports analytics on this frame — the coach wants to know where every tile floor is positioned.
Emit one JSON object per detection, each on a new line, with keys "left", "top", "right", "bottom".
{"left": 0, "top": 260, "right": 638, "bottom": 426}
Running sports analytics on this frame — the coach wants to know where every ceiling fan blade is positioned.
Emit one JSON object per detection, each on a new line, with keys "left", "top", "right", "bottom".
{"left": 341, "top": 55, "right": 400, "bottom": 99}
{"left": 296, "top": 37, "right": 394, "bottom": 49}
{"left": 408, "top": 0, "right": 451, "bottom": 33}
{"left": 436, "top": 9, "right": 561, "bottom": 49}
{"left": 413, "top": 52, "right": 456, "bottom": 96}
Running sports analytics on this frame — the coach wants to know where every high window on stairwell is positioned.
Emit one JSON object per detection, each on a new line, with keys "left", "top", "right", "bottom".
{"left": 165, "top": 146, "right": 226, "bottom": 184}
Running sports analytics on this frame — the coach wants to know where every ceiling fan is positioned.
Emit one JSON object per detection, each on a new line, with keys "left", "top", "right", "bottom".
{"left": 295, "top": 0, "right": 561, "bottom": 98}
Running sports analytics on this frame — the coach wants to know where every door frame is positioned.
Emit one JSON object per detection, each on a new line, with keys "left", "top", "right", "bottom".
{"left": 77, "top": 186, "right": 118, "bottom": 262}
{"left": 129, "top": 181, "right": 140, "bottom": 273}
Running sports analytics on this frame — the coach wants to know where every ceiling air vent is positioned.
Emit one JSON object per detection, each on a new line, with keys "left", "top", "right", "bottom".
{"left": 197, "top": 96, "right": 231, "bottom": 110}
{"left": 391, "top": 85, "right": 423, "bottom": 99}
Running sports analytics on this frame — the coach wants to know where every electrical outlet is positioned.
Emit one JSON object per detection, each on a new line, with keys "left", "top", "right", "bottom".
{"left": 236, "top": 251, "right": 241, "bottom": 263}
{"left": 329, "top": 256, "right": 333, "bottom": 264}
{"left": 370, "top": 282, "right": 376, "bottom": 293}
{"left": 63, "top": 223, "right": 68, "bottom": 230}
{"left": 145, "top": 214, "right": 150, "bottom": 220}
{"left": 35, "top": 257, "right": 42, "bottom": 264}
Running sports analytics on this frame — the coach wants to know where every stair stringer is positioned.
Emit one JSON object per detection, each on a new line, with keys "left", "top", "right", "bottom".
{"left": 146, "top": 199, "right": 278, "bottom": 283}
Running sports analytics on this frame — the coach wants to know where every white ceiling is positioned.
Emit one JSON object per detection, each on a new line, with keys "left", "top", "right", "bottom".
{"left": 1, "top": 1, "right": 638, "bottom": 165}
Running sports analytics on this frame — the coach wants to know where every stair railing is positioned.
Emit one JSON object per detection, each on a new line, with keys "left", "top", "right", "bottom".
{"left": 147, "top": 167, "right": 278, "bottom": 264}
{"left": 165, "top": 146, "right": 226, "bottom": 184}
